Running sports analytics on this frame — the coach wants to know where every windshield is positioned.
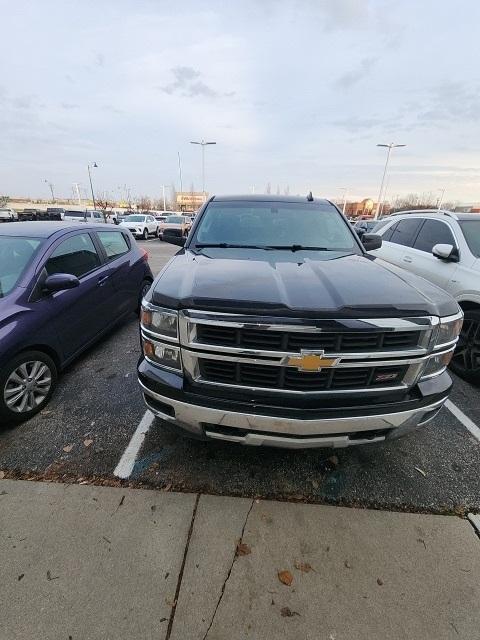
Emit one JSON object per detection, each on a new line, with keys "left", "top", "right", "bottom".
{"left": 460, "top": 220, "right": 480, "bottom": 258}
{"left": 190, "top": 201, "right": 357, "bottom": 251}
{"left": 0, "top": 236, "right": 43, "bottom": 297}
{"left": 165, "top": 216, "right": 184, "bottom": 223}
{"left": 123, "top": 215, "right": 145, "bottom": 222}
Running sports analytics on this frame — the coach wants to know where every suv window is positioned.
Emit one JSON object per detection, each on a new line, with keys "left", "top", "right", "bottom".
{"left": 94, "top": 212, "right": 102, "bottom": 219}
{"left": 413, "top": 220, "right": 456, "bottom": 253}
{"left": 45, "top": 233, "right": 101, "bottom": 278}
{"left": 380, "top": 221, "right": 398, "bottom": 242}
{"left": 97, "top": 231, "right": 129, "bottom": 260}
{"left": 389, "top": 218, "right": 422, "bottom": 247}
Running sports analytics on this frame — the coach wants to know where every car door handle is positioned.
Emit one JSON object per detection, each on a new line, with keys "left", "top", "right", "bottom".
{"left": 403, "top": 256, "right": 413, "bottom": 264}
{"left": 97, "top": 274, "right": 110, "bottom": 286}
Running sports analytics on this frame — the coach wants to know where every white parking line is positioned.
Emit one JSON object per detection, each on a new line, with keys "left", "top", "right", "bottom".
{"left": 445, "top": 400, "right": 480, "bottom": 442}
{"left": 113, "top": 410, "right": 155, "bottom": 479}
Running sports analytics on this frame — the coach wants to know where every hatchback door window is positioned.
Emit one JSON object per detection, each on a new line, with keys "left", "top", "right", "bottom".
{"left": 45, "top": 233, "right": 101, "bottom": 278}
{"left": 413, "top": 220, "right": 456, "bottom": 253}
{"left": 97, "top": 231, "right": 130, "bottom": 260}
{"left": 389, "top": 218, "right": 422, "bottom": 247}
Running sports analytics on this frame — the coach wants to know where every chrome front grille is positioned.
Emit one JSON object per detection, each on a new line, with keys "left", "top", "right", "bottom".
{"left": 196, "top": 324, "right": 421, "bottom": 353}
{"left": 179, "top": 310, "right": 438, "bottom": 395}
{"left": 198, "top": 358, "right": 408, "bottom": 392}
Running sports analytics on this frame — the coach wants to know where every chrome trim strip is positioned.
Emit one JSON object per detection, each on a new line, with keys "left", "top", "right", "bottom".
{"left": 181, "top": 346, "right": 454, "bottom": 369}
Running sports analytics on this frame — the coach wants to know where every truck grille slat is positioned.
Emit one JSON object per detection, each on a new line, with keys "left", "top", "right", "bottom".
{"left": 196, "top": 325, "right": 420, "bottom": 353}
{"left": 199, "top": 359, "right": 407, "bottom": 392}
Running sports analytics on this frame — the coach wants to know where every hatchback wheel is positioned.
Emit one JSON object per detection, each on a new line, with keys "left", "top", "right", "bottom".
{"left": 450, "top": 309, "right": 480, "bottom": 384}
{"left": 0, "top": 351, "right": 57, "bottom": 423}
{"left": 137, "top": 279, "right": 152, "bottom": 314}
{"left": 143, "top": 228, "right": 148, "bottom": 240}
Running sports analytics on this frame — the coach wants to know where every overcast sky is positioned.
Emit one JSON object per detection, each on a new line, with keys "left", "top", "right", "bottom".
{"left": 1, "top": 0, "right": 480, "bottom": 203}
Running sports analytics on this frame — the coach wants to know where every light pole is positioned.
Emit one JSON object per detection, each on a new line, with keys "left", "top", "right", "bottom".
{"left": 190, "top": 139, "right": 216, "bottom": 201}
{"left": 177, "top": 151, "right": 183, "bottom": 194}
{"left": 87, "top": 162, "right": 98, "bottom": 209}
{"left": 338, "top": 187, "right": 348, "bottom": 215}
{"left": 437, "top": 188, "right": 446, "bottom": 212}
{"left": 44, "top": 179, "right": 55, "bottom": 203}
{"left": 159, "top": 184, "right": 167, "bottom": 211}
{"left": 374, "top": 143, "right": 406, "bottom": 219}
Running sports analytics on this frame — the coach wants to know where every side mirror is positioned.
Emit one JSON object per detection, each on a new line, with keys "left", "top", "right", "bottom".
{"left": 432, "top": 243, "right": 458, "bottom": 262}
{"left": 362, "top": 233, "right": 382, "bottom": 251}
{"left": 163, "top": 234, "right": 186, "bottom": 247}
{"left": 44, "top": 273, "right": 80, "bottom": 292}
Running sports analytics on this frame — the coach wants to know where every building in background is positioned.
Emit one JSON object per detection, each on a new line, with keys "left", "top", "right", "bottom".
{"left": 344, "top": 198, "right": 377, "bottom": 219}
{"left": 176, "top": 191, "right": 207, "bottom": 212}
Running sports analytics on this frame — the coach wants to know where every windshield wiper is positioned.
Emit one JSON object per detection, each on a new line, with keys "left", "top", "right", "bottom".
{"left": 194, "top": 243, "right": 267, "bottom": 249}
{"left": 264, "top": 245, "right": 337, "bottom": 252}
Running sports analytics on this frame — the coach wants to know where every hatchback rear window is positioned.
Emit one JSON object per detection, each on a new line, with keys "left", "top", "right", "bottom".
{"left": 0, "top": 236, "right": 43, "bottom": 297}
{"left": 97, "top": 231, "right": 129, "bottom": 260}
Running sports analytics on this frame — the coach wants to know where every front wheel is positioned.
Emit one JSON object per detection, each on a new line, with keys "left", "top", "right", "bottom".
{"left": 0, "top": 351, "right": 58, "bottom": 423}
{"left": 450, "top": 309, "right": 480, "bottom": 384}
{"left": 142, "top": 228, "right": 148, "bottom": 240}
{"left": 155, "top": 227, "right": 159, "bottom": 238}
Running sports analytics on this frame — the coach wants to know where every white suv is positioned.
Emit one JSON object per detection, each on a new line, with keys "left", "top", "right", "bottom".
{"left": 372, "top": 209, "right": 480, "bottom": 382}
{"left": 119, "top": 214, "right": 159, "bottom": 239}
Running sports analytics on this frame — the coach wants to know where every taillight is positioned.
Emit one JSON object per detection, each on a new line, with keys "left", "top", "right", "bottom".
{"left": 141, "top": 248, "right": 148, "bottom": 261}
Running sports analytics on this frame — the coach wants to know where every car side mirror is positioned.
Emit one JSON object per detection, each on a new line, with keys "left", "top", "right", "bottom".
{"left": 44, "top": 273, "right": 80, "bottom": 292}
{"left": 432, "top": 243, "right": 458, "bottom": 262}
{"left": 362, "top": 233, "right": 382, "bottom": 251}
{"left": 163, "top": 234, "right": 186, "bottom": 247}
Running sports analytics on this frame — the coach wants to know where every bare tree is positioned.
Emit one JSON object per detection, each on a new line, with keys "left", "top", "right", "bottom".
{"left": 284, "top": 185, "right": 290, "bottom": 196}
{"left": 265, "top": 182, "right": 271, "bottom": 194}
{"left": 96, "top": 198, "right": 115, "bottom": 223}
{"left": 170, "top": 183, "right": 177, "bottom": 211}
{"left": 276, "top": 184, "right": 281, "bottom": 196}
{"left": 0, "top": 195, "right": 9, "bottom": 208}
{"left": 137, "top": 195, "right": 152, "bottom": 212}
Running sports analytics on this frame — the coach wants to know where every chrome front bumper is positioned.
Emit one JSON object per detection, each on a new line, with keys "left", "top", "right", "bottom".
{"left": 139, "top": 380, "right": 447, "bottom": 449}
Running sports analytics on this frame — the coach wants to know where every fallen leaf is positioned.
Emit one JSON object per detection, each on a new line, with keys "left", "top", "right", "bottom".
{"left": 164, "top": 483, "right": 172, "bottom": 492}
{"left": 40, "top": 409, "right": 53, "bottom": 416}
{"left": 311, "top": 479, "right": 319, "bottom": 489}
{"left": 62, "top": 444, "right": 74, "bottom": 453}
{"left": 281, "top": 607, "right": 300, "bottom": 617}
{"left": 344, "top": 560, "right": 352, "bottom": 569}
{"left": 236, "top": 542, "right": 251, "bottom": 556}
{"left": 18, "top": 573, "right": 25, "bottom": 581}
{"left": 294, "top": 561, "right": 314, "bottom": 573}
{"left": 414, "top": 466, "right": 427, "bottom": 477}
{"left": 0, "top": 471, "right": 5, "bottom": 479}
{"left": 377, "top": 578, "right": 384, "bottom": 586}
{"left": 46, "top": 570, "right": 59, "bottom": 581}
{"left": 83, "top": 439, "right": 93, "bottom": 447}
{"left": 278, "top": 570, "right": 294, "bottom": 586}
{"left": 328, "top": 455, "right": 339, "bottom": 467}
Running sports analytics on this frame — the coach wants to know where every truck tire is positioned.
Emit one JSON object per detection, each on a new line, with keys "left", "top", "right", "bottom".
{"left": 450, "top": 309, "right": 480, "bottom": 384}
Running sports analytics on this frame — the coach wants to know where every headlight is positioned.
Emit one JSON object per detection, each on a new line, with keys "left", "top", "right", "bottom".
{"left": 435, "top": 312, "right": 463, "bottom": 349}
{"left": 142, "top": 337, "right": 181, "bottom": 370}
{"left": 421, "top": 349, "right": 455, "bottom": 380}
{"left": 141, "top": 305, "right": 178, "bottom": 340}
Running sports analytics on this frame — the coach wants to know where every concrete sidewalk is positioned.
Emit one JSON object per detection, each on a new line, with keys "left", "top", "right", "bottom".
{"left": 1, "top": 480, "right": 479, "bottom": 640}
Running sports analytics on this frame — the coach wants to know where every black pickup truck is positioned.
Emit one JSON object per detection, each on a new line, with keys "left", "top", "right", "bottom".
{"left": 138, "top": 195, "right": 463, "bottom": 449}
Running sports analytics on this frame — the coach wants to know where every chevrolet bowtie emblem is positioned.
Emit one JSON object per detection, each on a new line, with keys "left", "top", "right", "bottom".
{"left": 285, "top": 351, "right": 340, "bottom": 372}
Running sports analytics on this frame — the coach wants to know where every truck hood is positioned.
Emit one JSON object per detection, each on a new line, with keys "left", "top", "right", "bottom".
{"left": 150, "top": 248, "right": 459, "bottom": 318}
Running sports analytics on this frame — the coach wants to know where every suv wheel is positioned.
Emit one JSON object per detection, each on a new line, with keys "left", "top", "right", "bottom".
{"left": 450, "top": 309, "right": 480, "bottom": 383}
{"left": 143, "top": 228, "right": 149, "bottom": 240}
{"left": 0, "top": 351, "right": 58, "bottom": 423}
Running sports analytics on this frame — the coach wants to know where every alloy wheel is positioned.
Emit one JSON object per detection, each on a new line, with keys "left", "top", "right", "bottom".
{"left": 451, "top": 318, "right": 480, "bottom": 374}
{"left": 4, "top": 361, "right": 52, "bottom": 413}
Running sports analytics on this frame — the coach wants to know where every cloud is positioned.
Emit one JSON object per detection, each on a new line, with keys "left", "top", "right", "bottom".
{"left": 161, "top": 66, "right": 218, "bottom": 98}
{"left": 334, "top": 57, "right": 376, "bottom": 89}
{"left": 333, "top": 115, "right": 385, "bottom": 132}
{"left": 61, "top": 102, "right": 79, "bottom": 110}
{"left": 95, "top": 52, "right": 105, "bottom": 67}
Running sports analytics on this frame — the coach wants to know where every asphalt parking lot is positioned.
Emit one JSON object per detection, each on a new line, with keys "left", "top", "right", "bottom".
{"left": 0, "top": 239, "right": 479, "bottom": 514}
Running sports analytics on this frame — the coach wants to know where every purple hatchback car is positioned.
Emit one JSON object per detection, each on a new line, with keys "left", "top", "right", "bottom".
{"left": 0, "top": 222, "right": 153, "bottom": 423}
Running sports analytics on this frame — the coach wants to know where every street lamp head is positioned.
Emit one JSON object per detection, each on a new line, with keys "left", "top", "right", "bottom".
{"left": 93, "top": 162, "right": 98, "bottom": 168}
